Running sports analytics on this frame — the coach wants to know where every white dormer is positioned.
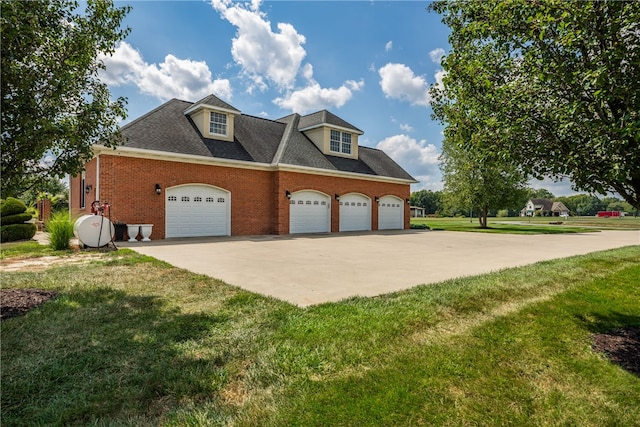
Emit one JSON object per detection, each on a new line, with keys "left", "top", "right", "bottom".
{"left": 184, "top": 95, "right": 240, "bottom": 142}
{"left": 298, "top": 110, "right": 363, "bottom": 159}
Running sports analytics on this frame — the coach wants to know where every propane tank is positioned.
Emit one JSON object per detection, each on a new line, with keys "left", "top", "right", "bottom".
{"left": 74, "top": 215, "right": 115, "bottom": 248}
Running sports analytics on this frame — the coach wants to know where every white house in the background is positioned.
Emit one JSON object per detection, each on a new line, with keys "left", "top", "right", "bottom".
{"left": 520, "top": 198, "right": 570, "bottom": 217}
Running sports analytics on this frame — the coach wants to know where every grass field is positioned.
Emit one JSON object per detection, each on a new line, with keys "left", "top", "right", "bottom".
{"left": 1, "top": 242, "right": 639, "bottom": 426}
{"left": 412, "top": 215, "right": 640, "bottom": 233}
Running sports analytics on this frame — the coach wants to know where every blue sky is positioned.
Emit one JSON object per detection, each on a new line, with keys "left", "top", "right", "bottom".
{"left": 100, "top": 0, "right": 576, "bottom": 196}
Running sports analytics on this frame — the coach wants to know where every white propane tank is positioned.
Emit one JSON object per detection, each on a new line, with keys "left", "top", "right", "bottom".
{"left": 74, "top": 215, "right": 115, "bottom": 247}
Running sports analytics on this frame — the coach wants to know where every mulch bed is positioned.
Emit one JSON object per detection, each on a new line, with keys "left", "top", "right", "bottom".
{"left": 0, "top": 288, "right": 58, "bottom": 321}
{"left": 592, "top": 327, "right": 640, "bottom": 377}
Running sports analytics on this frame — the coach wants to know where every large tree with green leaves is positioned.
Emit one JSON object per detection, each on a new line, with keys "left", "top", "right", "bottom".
{"left": 429, "top": 0, "right": 640, "bottom": 210}
{"left": 440, "top": 138, "right": 528, "bottom": 228}
{"left": 1, "top": 0, "right": 130, "bottom": 197}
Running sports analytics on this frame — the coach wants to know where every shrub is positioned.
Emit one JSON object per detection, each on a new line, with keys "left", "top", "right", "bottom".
{"left": 1, "top": 223, "right": 37, "bottom": 242}
{"left": 1, "top": 212, "right": 33, "bottom": 226}
{"left": 46, "top": 212, "right": 75, "bottom": 250}
{"left": 410, "top": 223, "right": 430, "bottom": 230}
{"left": 0, "top": 197, "right": 28, "bottom": 217}
{"left": 0, "top": 197, "right": 35, "bottom": 242}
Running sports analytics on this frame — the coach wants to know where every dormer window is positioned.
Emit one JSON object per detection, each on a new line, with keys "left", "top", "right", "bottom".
{"left": 210, "top": 111, "right": 227, "bottom": 136}
{"left": 330, "top": 129, "right": 352, "bottom": 155}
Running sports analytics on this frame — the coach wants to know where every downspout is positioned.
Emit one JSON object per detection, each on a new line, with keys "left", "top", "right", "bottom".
{"left": 95, "top": 155, "right": 100, "bottom": 202}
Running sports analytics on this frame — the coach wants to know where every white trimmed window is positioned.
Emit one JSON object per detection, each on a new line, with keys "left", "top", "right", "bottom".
{"left": 330, "top": 129, "right": 352, "bottom": 154}
{"left": 209, "top": 111, "right": 227, "bottom": 136}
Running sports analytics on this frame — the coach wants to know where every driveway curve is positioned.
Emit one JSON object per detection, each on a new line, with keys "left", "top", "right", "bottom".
{"left": 124, "top": 230, "right": 639, "bottom": 307}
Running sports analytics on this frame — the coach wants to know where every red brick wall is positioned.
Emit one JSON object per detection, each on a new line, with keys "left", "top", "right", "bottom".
{"left": 70, "top": 153, "right": 410, "bottom": 238}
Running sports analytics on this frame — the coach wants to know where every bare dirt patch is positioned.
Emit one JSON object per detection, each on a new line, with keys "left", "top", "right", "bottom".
{"left": 1, "top": 288, "right": 58, "bottom": 320}
{"left": 0, "top": 254, "right": 104, "bottom": 272}
{"left": 592, "top": 327, "right": 640, "bottom": 377}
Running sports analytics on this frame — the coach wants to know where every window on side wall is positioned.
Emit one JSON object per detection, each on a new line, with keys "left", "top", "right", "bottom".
{"left": 209, "top": 111, "right": 227, "bottom": 136}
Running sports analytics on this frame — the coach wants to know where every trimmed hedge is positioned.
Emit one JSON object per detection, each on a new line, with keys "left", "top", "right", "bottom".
{"left": 1, "top": 223, "right": 37, "bottom": 242}
{"left": 0, "top": 197, "right": 27, "bottom": 217}
{"left": 1, "top": 212, "right": 33, "bottom": 226}
{"left": 1, "top": 197, "right": 36, "bottom": 242}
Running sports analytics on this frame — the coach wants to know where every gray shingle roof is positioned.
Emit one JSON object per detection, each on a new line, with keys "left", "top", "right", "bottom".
{"left": 119, "top": 96, "right": 415, "bottom": 182}
{"left": 297, "top": 110, "right": 363, "bottom": 134}
{"left": 187, "top": 94, "right": 241, "bottom": 113}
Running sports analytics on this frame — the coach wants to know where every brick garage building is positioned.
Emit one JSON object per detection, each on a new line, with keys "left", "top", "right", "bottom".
{"left": 70, "top": 94, "right": 416, "bottom": 239}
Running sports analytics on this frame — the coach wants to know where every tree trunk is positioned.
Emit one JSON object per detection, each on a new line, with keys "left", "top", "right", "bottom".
{"left": 478, "top": 205, "right": 489, "bottom": 228}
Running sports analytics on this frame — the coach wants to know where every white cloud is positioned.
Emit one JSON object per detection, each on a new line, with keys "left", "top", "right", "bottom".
{"left": 528, "top": 177, "right": 580, "bottom": 197}
{"left": 411, "top": 175, "right": 444, "bottom": 192}
{"left": 378, "top": 63, "right": 431, "bottom": 106}
{"left": 400, "top": 123, "right": 414, "bottom": 132}
{"left": 376, "top": 134, "right": 440, "bottom": 183}
{"left": 211, "top": 0, "right": 306, "bottom": 91}
{"left": 429, "top": 47, "right": 445, "bottom": 64}
{"left": 434, "top": 69, "right": 447, "bottom": 89}
{"left": 273, "top": 79, "right": 364, "bottom": 114}
{"left": 99, "top": 42, "right": 232, "bottom": 101}
{"left": 363, "top": 133, "right": 444, "bottom": 190}
{"left": 385, "top": 40, "right": 393, "bottom": 52}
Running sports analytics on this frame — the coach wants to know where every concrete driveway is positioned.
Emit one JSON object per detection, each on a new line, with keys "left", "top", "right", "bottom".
{"left": 122, "top": 230, "right": 639, "bottom": 307}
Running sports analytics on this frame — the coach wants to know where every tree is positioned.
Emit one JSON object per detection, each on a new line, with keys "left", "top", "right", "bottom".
{"left": 21, "top": 176, "right": 69, "bottom": 213}
{"left": 440, "top": 139, "right": 528, "bottom": 228}
{"left": 429, "top": 0, "right": 640, "bottom": 210}
{"left": 527, "top": 188, "right": 555, "bottom": 200}
{"left": 410, "top": 190, "right": 443, "bottom": 215}
{"left": 1, "top": 0, "right": 130, "bottom": 197}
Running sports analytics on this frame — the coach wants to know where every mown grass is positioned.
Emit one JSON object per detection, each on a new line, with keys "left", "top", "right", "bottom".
{"left": 0, "top": 240, "right": 59, "bottom": 259}
{"left": 411, "top": 216, "right": 640, "bottom": 233}
{"left": 2, "top": 243, "right": 639, "bottom": 426}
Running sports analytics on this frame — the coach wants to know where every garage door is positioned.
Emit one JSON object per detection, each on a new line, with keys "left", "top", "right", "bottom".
{"left": 339, "top": 193, "right": 371, "bottom": 232}
{"left": 378, "top": 195, "right": 404, "bottom": 230}
{"left": 290, "top": 191, "right": 330, "bottom": 234}
{"left": 166, "top": 185, "right": 230, "bottom": 238}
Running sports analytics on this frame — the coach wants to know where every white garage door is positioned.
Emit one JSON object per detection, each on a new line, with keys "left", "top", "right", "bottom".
{"left": 339, "top": 193, "right": 371, "bottom": 232}
{"left": 166, "top": 185, "right": 230, "bottom": 238}
{"left": 378, "top": 196, "right": 404, "bottom": 230}
{"left": 290, "top": 191, "right": 330, "bottom": 234}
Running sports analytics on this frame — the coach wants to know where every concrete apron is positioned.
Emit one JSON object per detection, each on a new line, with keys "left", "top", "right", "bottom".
{"left": 122, "top": 230, "right": 639, "bottom": 307}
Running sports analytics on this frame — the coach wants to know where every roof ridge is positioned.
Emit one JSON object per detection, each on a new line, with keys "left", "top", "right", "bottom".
{"left": 272, "top": 113, "right": 300, "bottom": 165}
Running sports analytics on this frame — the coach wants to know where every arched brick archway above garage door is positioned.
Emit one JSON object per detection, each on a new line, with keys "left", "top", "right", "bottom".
{"left": 289, "top": 191, "right": 331, "bottom": 234}
{"left": 165, "top": 184, "right": 230, "bottom": 238}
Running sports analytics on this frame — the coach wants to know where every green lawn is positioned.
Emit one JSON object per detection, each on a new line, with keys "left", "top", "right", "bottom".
{"left": 412, "top": 215, "right": 640, "bottom": 233}
{"left": 1, "top": 243, "right": 639, "bottom": 426}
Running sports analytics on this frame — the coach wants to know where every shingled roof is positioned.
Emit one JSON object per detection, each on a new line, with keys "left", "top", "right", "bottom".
{"left": 119, "top": 96, "right": 416, "bottom": 182}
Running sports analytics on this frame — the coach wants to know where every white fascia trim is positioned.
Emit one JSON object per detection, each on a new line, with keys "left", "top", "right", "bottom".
{"left": 92, "top": 145, "right": 272, "bottom": 171}
{"left": 299, "top": 123, "right": 364, "bottom": 135}
{"left": 275, "top": 163, "right": 418, "bottom": 185}
{"left": 183, "top": 103, "right": 240, "bottom": 116}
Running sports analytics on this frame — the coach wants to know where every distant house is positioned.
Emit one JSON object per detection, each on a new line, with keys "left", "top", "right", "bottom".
{"left": 520, "top": 198, "right": 570, "bottom": 217}
{"left": 410, "top": 206, "right": 425, "bottom": 217}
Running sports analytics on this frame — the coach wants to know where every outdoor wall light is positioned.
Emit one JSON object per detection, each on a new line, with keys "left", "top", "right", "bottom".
{"left": 286, "top": 190, "right": 291, "bottom": 199}
{"left": 406, "top": 198, "right": 411, "bottom": 204}
{"left": 155, "top": 183, "right": 162, "bottom": 195}
{"left": 375, "top": 196, "right": 380, "bottom": 203}
{"left": 85, "top": 184, "right": 92, "bottom": 194}
{"left": 335, "top": 193, "right": 340, "bottom": 201}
